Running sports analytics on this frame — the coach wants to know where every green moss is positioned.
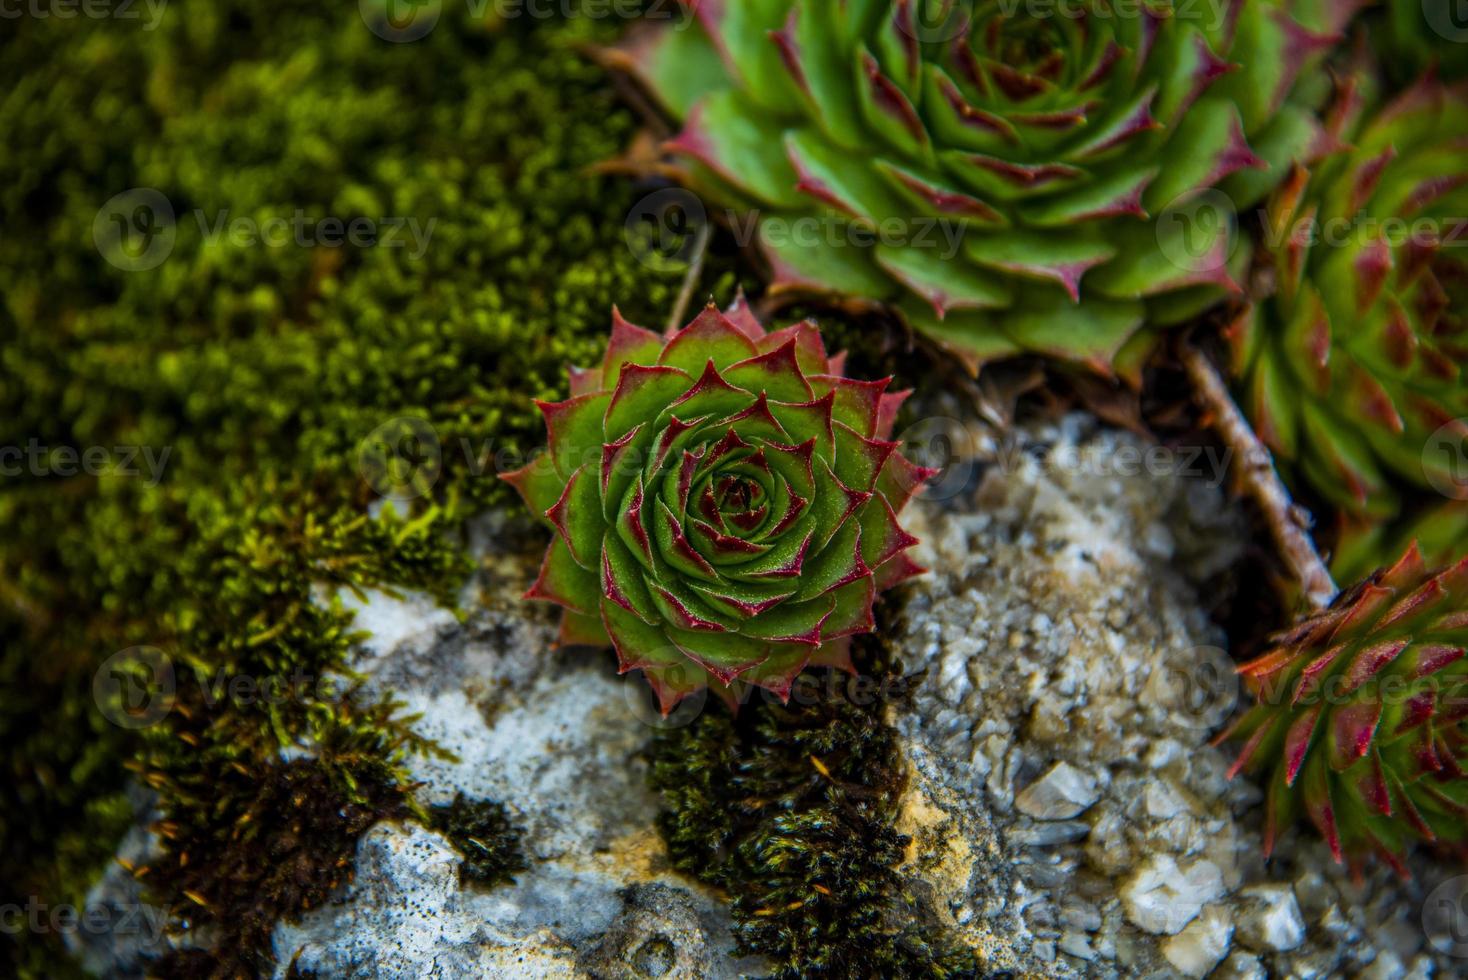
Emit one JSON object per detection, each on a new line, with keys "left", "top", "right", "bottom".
{"left": 646, "top": 641, "right": 987, "bottom": 979}
{"left": 0, "top": 4, "right": 957, "bottom": 976}
{"left": 0, "top": 6, "right": 749, "bottom": 975}
{"left": 430, "top": 794, "right": 528, "bottom": 888}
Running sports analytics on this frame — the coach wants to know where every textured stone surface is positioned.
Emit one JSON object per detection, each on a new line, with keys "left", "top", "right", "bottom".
{"left": 1120, "top": 856, "right": 1227, "bottom": 935}
{"left": 1162, "top": 905, "right": 1234, "bottom": 978}
{"left": 1015, "top": 762, "right": 1101, "bottom": 821}
{"left": 1234, "top": 884, "right": 1306, "bottom": 953}
{"left": 889, "top": 413, "right": 1463, "bottom": 978}
{"left": 268, "top": 515, "right": 763, "bottom": 979}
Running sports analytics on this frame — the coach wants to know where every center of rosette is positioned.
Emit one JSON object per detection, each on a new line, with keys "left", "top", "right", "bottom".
{"left": 678, "top": 426, "right": 783, "bottom": 563}
{"left": 977, "top": 8, "right": 1069, "bottom": 71}
{"left": 714, "top": 474, "right": 765, "bottom": 529}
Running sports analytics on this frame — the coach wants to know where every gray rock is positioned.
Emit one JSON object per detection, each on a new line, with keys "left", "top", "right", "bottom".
{"left": 1121, "top": 856, "right": 1226, "bottom": 935}
{"left": 65, "top": 786, "right": 172, "bottom": 978}
{"left": 1057, "top": 930, "right": 1095, "bottom": 961}
{"left": 1009, "top": 821, "right": 1092, "bottom": 847}
{"left": 888, "top": 414, "right": 1458, "bottom": 977}
{"left": 265, "top": 515, "right": 763, "bottom": 979}
{"left": 1360, "top": 951, "right": 1408, "bottom": 980}
{"left": 1235, "top": 883, "right": 1307, "bottom": 953}
{"left": 578, "top": 884, "right": 724, "bottom": 980}
{"left": 1015, "top": 762, "right": 1101, "bottom": 820}
{"left": 1162, "top": 905, "right": 1233, "bottom": 978}
{"left": 1218, "top": 950, "right": 1268, "bottom": 980}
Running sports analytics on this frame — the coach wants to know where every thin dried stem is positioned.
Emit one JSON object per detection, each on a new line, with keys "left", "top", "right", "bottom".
{"left": 1178, "top": 337, "right": 1338, "bottom": 610}
{"left": 666, "top": 228, "right": 708, "bottom": 333}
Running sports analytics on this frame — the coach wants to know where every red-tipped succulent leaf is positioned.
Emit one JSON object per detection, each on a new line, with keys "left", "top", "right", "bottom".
{"left": 504, "top": 299, "right": 932, "bottom": 714}
{"left": 1220, "top": 544, "right": 1468, "bottom": 874}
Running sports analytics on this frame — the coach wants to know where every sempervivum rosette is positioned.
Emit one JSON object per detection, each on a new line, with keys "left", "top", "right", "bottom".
{"left": 1220, "top": 544, "right": 1468, "bottom": 873}
{"left": 614, "top": 0, "right": 1354, "bottom": 370}
{"left": 503, "top": 300, "right": 932, "bottom": 713}
{"left": 1227, "top": 76, "right": 1468, "bottom": 520}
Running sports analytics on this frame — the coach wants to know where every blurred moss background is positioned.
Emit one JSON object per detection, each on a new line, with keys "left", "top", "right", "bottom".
{"left": 0, "top": 4, "right": 750, "bottom": 975}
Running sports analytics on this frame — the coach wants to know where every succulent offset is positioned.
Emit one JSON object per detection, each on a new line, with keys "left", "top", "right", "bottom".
{"left": 503, "top": 301, "right": 932, "bottom": 713}
{"left": 1221, "top": 544, "right": 1468, "bottom": 872}
{"left": 1228, "top": 75, "right": 1468, "bottom": 521}
{"left": 615, "top": 0, "right": 1353, "bottom": 370}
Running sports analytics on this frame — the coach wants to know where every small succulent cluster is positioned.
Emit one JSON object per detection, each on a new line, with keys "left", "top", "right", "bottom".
{"left": 1221, "top": 544, "right": 1468, "bottom": 873}
{"left": 505, "top": 299, "right": 931, "bottom": 713}
{"left": 616, "top": 0, "right": 1354, "bottom": 369}
{"left": 1229, "top": 74, "right": 1468, "bottom": 522}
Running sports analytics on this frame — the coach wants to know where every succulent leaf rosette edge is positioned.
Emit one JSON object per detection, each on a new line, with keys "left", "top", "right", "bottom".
{"left": 610, "top": 0, "right": 1361, "bottom": 374}
{"left": 1227, "top": 73, "right": 1468, "bottom": 526}
{"left": 1220, "top": 543, "right": 1468, "bottom": 874}
{"left": 503, "top": 298, "right": 934, "bottom": 715}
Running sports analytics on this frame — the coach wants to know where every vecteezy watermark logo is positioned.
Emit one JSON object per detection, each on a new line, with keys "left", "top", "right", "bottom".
{"left": 0, "top": 441, "right": 172, "bottom": 487}
{"left": 357, "top": 416, "right": 443, "bottom": 503}
{"left": 360, "top": 0, "right": 441, "bottom": 42}
{"left": 1424, "top": 0, "right": 1468, "bottom": 43}
{"left": 620, "top": 659, "right": 913, "bottom": 729}
{"left": 1003, "top": 440, "right": 1235, "bottom": 488}
{"left": 1155, "top": 188, "right": 1238, "bottom": 278}
{"left": 731, "top": 212, "right": 967, "bottom": 260}
{"left": 1423, "top": 418, "right": 1468, "bottom": 501}
{"left": 625, "top": 188, "right": 709, "bottom": 273}
{"left": 896, "top": 0, "right": 971, "bottom": 43}
{"left": 361, "top": 0, "right": 686, "bottom": 42}
{"left": 95, "top": 189, "right": 436, "bottom": 270}
{"left": 93, "top": 646, "right": 175, "bottom": 729}
{"left": 195, "top": 209, "right": 436, "bottom": 258}
{"left": 1146, "top": 644, "right": 1239, "bottom": 731}
{"left": 0, "top": 898, "right": 168, "bottom": 946}
{"left": 0, "top": 0, "right": 168, "bottom": 29}
{"left": 983, "top": 0, "right": 1231, "bottom": 30}
{"left": 93, "top": 188, "right": 176, "bottom": 272}
{"left": 894, "top": 415, "right": 984, "bottom": 504}
{"left": 622, "top": 654, "right": 709, "bottom": 730}
{"left": 1424, "top": 874, "right": 1468, "bottom": 957}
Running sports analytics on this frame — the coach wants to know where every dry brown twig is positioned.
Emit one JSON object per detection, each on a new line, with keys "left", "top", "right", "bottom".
{"left": 665, "top": 230, "right": 708, "bottom": 332}
{"left": 1177, "top": 335, "right": 1337, "bottom": 610}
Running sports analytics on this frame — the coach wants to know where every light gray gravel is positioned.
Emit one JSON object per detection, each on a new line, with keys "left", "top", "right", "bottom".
{"left": 889, "top": 413, "right": 1462, "bottom": 978}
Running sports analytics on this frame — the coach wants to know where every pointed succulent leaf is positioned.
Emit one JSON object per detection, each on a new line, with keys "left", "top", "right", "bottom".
{"left": 1226, "top": 546, "right": 1468, "bottom": 871}
{"left": 1233, "top": 76, "right": 1468, "bottom": 538}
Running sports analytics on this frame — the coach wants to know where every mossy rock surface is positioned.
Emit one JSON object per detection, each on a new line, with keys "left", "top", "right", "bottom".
{"left": 0, "top": 6, "right": 753, "bottom": 975}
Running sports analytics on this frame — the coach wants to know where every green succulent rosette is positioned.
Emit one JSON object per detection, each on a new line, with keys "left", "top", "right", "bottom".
{"left": 1221, "top": 544, "right": 1468, "bottom": 872}
{"left": 1228, "top": 76, "right": 1468, "bottom": 521}
{"left": 503, "top": 300, "right": 932, "bottom": 713}
{"left": 615, "top": 0, "right": 1353, "bottom": 370}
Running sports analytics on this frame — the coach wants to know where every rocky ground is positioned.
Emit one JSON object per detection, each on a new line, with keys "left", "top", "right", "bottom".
{"left": 80, "top": 414, "right": 1464, "bottom": 978}
{"left": 886, "top": 415, "right": 1458, "bottom": 979}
